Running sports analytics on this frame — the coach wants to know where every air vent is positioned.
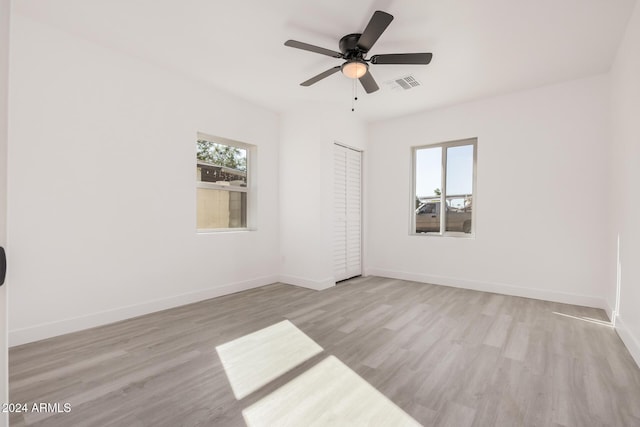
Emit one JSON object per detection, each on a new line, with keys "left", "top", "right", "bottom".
{"left": 384, "top": 75, "right": 422, "bottom": 91}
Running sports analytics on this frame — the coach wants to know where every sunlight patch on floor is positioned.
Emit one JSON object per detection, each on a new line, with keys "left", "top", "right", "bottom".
{"left": 242, "top": 355, "right": 422, "bottom": 427}
{"left": 215, "top": 320, "right": 323, "bottom": 399}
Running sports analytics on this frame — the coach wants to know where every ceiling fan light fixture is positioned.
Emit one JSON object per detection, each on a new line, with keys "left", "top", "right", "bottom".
{"left": 341, "top": 60, "right": 368, "bottom": 79}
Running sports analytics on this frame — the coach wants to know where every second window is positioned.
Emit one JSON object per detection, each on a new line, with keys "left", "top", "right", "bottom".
{"left": 412, "top": 138, "right": 477, "bottom": 236}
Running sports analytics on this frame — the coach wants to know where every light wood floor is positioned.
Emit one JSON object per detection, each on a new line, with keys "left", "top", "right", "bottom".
{"left": 9, "top": 276, "right": 640, "bottom": 426}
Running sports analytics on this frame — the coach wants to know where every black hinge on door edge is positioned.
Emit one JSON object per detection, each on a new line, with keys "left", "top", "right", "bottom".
{"left": 0, "top": 247, "right": 5, "bottom": 286}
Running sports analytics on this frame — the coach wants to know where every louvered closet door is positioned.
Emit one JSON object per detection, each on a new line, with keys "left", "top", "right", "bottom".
{"left": 334, "top": 144, "right": 362, "bottom": 282}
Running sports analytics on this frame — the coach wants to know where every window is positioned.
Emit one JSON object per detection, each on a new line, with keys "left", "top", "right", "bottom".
{"left": 196, "top": 133, "right": 254, "bottom": 231}
{"left": 412, "top": 138, "right": 476, "bottom": 236}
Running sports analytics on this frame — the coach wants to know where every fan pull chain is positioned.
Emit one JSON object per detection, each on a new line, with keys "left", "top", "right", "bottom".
{"left": 352, "top": 79, "right": 358, "bottom": 112}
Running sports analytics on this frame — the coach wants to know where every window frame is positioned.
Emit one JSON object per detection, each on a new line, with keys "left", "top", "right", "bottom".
{"left": 410, "top": 138, "right": 477, "bottom": 238}
{"left": 196, "top": 132, "right": 256, "bottom": 233}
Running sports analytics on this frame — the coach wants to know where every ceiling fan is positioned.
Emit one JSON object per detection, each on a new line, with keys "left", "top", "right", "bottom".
{"left": 284, "top": 10, "right": 433, "bottom": 94}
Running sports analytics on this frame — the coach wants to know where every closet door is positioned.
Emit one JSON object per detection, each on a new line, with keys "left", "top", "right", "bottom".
{"left": 334, "top": 144, "right": 362, "bottom": 282}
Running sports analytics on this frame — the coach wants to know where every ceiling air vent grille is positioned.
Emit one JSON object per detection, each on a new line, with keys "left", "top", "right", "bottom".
{"left": 385, "top": 75, "right": 421, "bottom": 91}
{"left": 397, "top": 76, "right": 420, "bottom": 89}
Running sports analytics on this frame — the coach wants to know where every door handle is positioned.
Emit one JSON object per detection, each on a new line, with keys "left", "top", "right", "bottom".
{"left": 431, "top": 215, "right": 436, "bottom": 218}
{"left": 0, "top": 247, "right": 5, "bottom": 286}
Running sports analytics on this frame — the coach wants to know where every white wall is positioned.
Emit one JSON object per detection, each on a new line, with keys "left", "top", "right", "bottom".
{"left": 366, "top": 75, "right": 612, "bottom": 309}
{"left": 610, "top": 0, "right": 640, "bottom": 365}
{"left": 7, "top": 14, "right": 281, "bottom": 346}
{"left": 0, "top": 0, "right": 9, "bottom": 423}
{"left": 279, "top": 106, "right": 366, "bottom": 290}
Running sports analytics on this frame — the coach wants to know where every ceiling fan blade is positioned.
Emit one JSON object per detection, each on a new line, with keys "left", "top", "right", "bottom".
{"left": 357, "top": 11, "right": 394, "bottom": 52}
{"left": 284, "top": 40, "right": 343, "bottom": 58}
{"left": 359, "top": 70, "right": 379, "bottom": 93}
{"left": 301, "top": 66, "right": 342, "bottom": 86}
{"left": 370, "top": 53, "right": 433, "bottom": 65}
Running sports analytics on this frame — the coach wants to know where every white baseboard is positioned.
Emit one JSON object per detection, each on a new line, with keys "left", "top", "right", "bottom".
{"left": 604, "top": 303, "right": 614, "bottom": 322}
{"left": 615, "top": 315, "right": 640, "bottom": 368}
{"left": 367, "top": 268, "right": 609, "bottom": 310}
{"left": 279, "top": 275, "right": 335, "bottom": 291}
{"left": 9, "top": 275, "right": 279, "bottom": 347}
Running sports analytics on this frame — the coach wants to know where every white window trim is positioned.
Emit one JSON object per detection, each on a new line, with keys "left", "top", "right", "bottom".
{"left": 410, "top": 137, "right": 477, "bottom": 238}
{"left": 197, "top": 132, "right": 257, "bottom": 233}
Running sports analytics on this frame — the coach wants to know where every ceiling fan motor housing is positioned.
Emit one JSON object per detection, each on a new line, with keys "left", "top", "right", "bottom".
{"left": 339, "top": 33, "right": 366, "bottom": 59}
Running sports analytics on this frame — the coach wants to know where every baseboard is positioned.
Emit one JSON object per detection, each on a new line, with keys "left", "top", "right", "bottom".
{"left": 615, "top": 315, "right": 640, "bottom": 368}
{"left": 367, "top": 268, "right": 609, "bottom": 310}
{"left": 279, "top": 275, "right": 335, "bottom": 291}
{"left": 604, "top": 300, "right": 615, "bottom": 323}
{"left": 9, "top": 275, "right": 279, "bottom": 347}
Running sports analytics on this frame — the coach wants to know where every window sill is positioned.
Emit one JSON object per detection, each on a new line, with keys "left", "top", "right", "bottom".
{"left": 197, "top": 228, "right": 255, "bottom": 234}
{"left": 410, "top": 232, "right": 475, "bottom": 239}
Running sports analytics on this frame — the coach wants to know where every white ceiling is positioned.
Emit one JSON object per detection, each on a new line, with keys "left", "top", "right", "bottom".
{"left": 14, "top": 0, "right": 637, "bottom": 122}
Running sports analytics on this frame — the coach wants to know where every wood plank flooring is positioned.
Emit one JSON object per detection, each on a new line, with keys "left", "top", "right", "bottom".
{"left": 9, "top": 276, "right": 640, "bottom": 426}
